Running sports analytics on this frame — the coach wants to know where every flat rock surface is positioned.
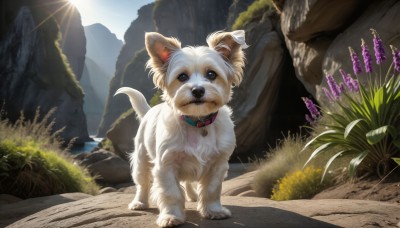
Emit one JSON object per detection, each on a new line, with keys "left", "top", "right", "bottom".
{"left": 0, "top": 193, "right": 91, "bottom": 227}
{"left": 7, "top": 192, "right": 400, "bottom": 228}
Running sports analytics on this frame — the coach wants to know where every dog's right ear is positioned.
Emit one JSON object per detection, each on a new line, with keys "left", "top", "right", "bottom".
{"left": 145, "top": 32, "right": 181, "bottom": 89}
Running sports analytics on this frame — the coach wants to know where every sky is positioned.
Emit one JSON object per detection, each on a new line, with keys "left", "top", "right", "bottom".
{"left": 70, "top": 0, "right": 154, "bottom": 42}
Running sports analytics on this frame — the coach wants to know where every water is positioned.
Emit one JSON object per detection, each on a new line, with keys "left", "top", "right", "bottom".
{"left": 70, "top": 137, "right": 103, "bottom": 155}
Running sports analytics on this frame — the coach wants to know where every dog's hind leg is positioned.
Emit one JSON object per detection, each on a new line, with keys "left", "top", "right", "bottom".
{"left": 128, "top": 143, "right": 151, "bottom": 210}
{"left": 184, "top": 181, "right": 197, "bottom": 202}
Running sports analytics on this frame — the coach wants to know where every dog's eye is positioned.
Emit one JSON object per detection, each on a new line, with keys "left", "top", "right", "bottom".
{"left": 206, "top": 71, "right": 217, "bottom": 81}
{"left": 177, "top": 73, "right": 189, "bottom": 82}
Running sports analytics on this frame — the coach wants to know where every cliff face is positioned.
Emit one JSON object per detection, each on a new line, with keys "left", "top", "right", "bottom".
{"left": 97, "top": 3, "right": 155, "bottom": 136}
{"left": 40, "top": 0, "right": 86, "bottom": 80}
{"left": 0, "top": 3, "right": 90, "bottom": 144}
{"left": 154, "top": 0, "right": 233, "bottom": 45}
{"left": 230, "top": 12, "right": 310, "bottom": 160}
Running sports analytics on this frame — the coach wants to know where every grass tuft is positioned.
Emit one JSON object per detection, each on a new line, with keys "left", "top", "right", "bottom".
{"left": 0, "top": 108, "right": 99, "bottom": 199}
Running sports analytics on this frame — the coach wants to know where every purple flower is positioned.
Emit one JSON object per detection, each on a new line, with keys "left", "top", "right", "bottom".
{"left": 390, "top": 45, "right": 400, "bottom": 72}
{"left": 339, "top": 69, "right": 355, "bottom": 92}
{"left": 371, "top": 29, "right": 386, "bottom": 65}
{"left": 302, "top": 97, "right": 320, "bottom": 119}
{"left": 326, "top": 72, "right": 341, "bottom": 99}
{"left": 339, "top": 83, "right": 346, "bottom": 93}
{"left": 361, "top": 39, "right": 373, "bottom": 73}
{"left": 322, "top": 87, "right": 333, "bottom": 101}
{"left": 349, "top": 47, "right": 363, "bottom": 75}
{"left": 351, "top": 79, "right": 359, "bottom": 93}
{"left": 305, "top": 114, "right": 314, "bottom": 125}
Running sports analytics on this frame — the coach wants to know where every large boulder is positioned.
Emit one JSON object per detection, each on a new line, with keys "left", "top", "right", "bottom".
{"left": 280, "top": 0, "right": 400, "bottom": 98}
{"left": 318, "top": 0, "right": 400, "bottom": 100}
{"left": 7, "top": 192, "right": 400, "bottom": 227}
{"left": 74, "top": 149, "right": 131, "bottom": 185}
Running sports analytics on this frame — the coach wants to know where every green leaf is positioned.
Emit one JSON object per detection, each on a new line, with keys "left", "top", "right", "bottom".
{"left": 366, "top": 125, "right": 397, "bottom": 145}
{"left": 392, "top": 157, "right": 400, "bottom": 166}
{"left": 321, "top": 150, "right": 352, "bottom": 182}
{"left": 302, "top": 130, "right": 339, "bottom": 151}
{"left": 344, "top": 119, "right": 365, "bottom": 139}
{"left": 349, "top": 150, "right": 369, "bottom": 177}
{"left": 303, "top": 142, "right": 334, "bottom": 168}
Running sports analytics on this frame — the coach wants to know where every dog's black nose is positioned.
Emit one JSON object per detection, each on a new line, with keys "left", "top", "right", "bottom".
{"left": 191, "top": 86, "right": 205, "bottom": 98}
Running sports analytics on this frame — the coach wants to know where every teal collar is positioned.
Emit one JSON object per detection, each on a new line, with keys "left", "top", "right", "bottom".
{"left": 181, "top": 112, "right": 218, "bottom": 128}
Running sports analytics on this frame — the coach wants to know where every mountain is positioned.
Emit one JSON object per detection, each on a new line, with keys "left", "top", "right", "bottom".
{"left": 84, "top": 24, "right": 123, "bottom": 77}
{"left": 81, "top": 23, "right": 123, "bottom": 134}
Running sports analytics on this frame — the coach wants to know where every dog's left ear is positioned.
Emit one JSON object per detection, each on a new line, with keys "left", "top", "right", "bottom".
{"left": 207, "top": 30, "right": 248, "bottom": 86}
{"left": 145, "top": 32, "right": 182, "bottom": 89}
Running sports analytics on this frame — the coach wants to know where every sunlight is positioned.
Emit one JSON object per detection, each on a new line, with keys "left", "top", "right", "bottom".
{"left": 68, "top": 0, "right": 91, "bottom": 14}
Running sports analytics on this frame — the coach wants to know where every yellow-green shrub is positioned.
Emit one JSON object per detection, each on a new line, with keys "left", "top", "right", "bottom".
{"left": 271, "top": 166, "right": 332, "bottom": 201}
{"left": 232, "top": 0, "right": 275, "bottom": 30}
{"left": 252, "top": 134, "right": 312, "bottom": 197}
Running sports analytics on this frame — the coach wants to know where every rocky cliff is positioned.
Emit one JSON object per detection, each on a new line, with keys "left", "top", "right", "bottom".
{"left": 97, "top": 3, "right": 156, "bottom": 136}
{"left": 0, "top": 1, "right": 90, "bottom": 144}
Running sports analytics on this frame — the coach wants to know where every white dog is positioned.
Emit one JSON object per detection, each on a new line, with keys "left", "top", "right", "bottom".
{"left": 115, "top": 30, "right": 247, "bottom": 227}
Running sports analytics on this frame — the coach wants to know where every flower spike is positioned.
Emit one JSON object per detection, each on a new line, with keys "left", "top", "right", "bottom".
{"left": 390, "top": 45, "right": 400, "bottom": 72}
{"left": 371, "top": 28, "right": 386, "bottom": 64}
{"left": 361, "top": 39, "right": 373, "bottom": 73}
{"left": 349, "top": 47, "right": 363, "bottom": 75}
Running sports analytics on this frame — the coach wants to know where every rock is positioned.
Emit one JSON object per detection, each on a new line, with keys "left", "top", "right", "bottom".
{"left": 227, "top": 0, "right": 255, "bottom": 29}
{"left": 222, "top": 171, "right": 256, "bottom": 196}
{"left": 106, "top": 110, "right": 138, "bottom": 161}
{"left": 99, "top": 187, "right": 117, "bottom": 194}
{"left": 8, "top": 192, "right": 400, "bottom": 227}
{"left": 0, "top": 195, "right": 22, "bottom": 204}
{"left": 0, "top": 193, "right": 91, "bottom": 227}
{"left": 280, "top": 0, "right": 365, "bottom": 42}
{"left": 74, "top": 149, "right": 131, "bottom": 185}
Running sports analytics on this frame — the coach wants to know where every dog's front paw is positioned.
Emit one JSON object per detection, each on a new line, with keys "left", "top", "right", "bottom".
{"left": 200, "top": 205, "right": 231, "bottom": 220}
{"left": 156, "top": 213, "right": 184, "bottom": 227}
{"left": 128, "top": 200, "right": 148, "bottom": 210}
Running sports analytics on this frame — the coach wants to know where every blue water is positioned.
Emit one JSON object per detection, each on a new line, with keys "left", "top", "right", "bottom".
{"left": 70, "top": 137, "right": 103, "bottom": 155}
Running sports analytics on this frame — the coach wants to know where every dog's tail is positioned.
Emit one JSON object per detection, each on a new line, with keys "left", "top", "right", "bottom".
{"left": 114, "top": 87, "right": 150, "bottom": 119}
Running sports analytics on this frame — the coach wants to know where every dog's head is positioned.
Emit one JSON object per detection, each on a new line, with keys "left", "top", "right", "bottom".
{"left": 145, "top": 31, "right": 247, "bottom": 117}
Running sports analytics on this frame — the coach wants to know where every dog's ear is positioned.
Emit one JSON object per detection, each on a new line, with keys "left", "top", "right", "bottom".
{"left": 145, "top": 32, "right": 181, "bottom": 89}
{"left": 207, "top": 30, "right": 248, "bottom": 86}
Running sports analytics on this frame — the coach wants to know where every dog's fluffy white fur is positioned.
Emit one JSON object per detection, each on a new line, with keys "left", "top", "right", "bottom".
{"left": 115, "top": 30, "right": 247, "bottom": 227}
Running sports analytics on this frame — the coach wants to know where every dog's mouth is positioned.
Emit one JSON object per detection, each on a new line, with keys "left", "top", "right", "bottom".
{"left": 189, "top": 99, "right": 205, "bottom": 105}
